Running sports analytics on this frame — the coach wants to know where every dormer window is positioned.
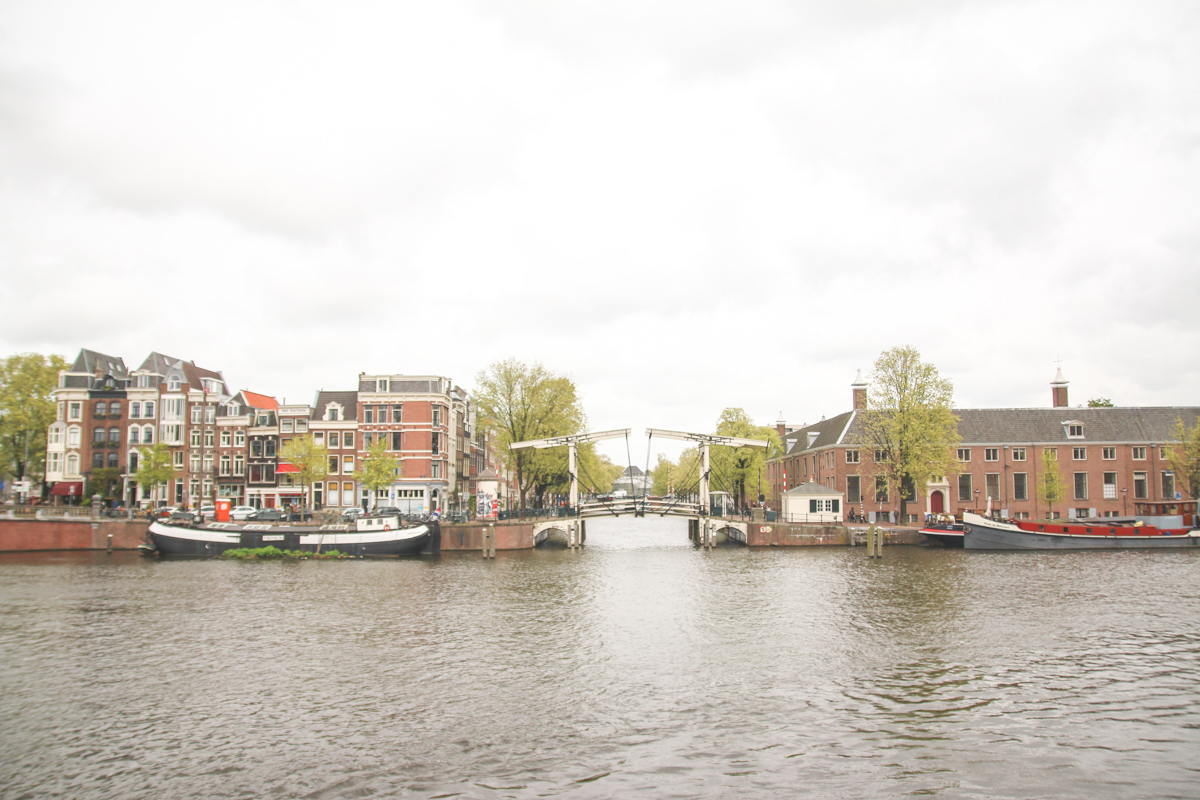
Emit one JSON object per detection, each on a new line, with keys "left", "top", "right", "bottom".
{"left": 378, "top": 379, "right": 389, "bottom": 393}
{"left": 324, "top": 403, "right": 342, "bottom": 422}
{"left": 168, "top": 376, "right": 181, "bottom": 391}
{"left": 1064, "top": 421, "right": 1084, "bottom": 439}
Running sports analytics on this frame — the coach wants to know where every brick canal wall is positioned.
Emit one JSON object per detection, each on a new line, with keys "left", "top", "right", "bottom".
{"left": 746, "top": 522, "right": 925, "bottom": 547}
{"left": 0, "top": 518, "right": 151, "bottom": 552}
{"left": 440, "top": 522, "right": 535, "bottom": 551}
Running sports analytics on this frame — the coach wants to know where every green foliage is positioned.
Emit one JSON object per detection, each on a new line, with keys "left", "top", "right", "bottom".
{"left": 1087, "top": 397, "right": 1115, "bottom": 407}
{"left": 652, "top": 447, "right": 700, "bottom": 496}
{"left": 222, "top": 547, "right": 345, "bottom": 560}
{"left": 359, "top": 436, "right": 400, "bottom": 495}
{"left": 134, "top": 441, "right": 176, "bottom": 491}
{"left": 473, "top": 359, "right": 586, "bottom": 510}
{"left": 1165, "top": 417, "right": 1200, "bottom": 502}
{"left": 1038, "top": 449, "right": 1066, "bottom": 517}
{"left": 710, "top": 408, "right": 781, "bottom": 506}
{"left": 278, "top": 434, "right": 329, "bottom": 510}
{"left": 0, "top": 352, "right": 68, "bottom": 481}
{"left": 854, "top": 346, "right": 960, "bottom": 522}
{"left": 87, "top": 467, "right": 121, "bottom": 499}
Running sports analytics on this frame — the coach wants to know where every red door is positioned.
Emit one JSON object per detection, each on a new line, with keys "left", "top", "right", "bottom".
{"left": 930, "top": 491, "right": 945, "bottom": 513}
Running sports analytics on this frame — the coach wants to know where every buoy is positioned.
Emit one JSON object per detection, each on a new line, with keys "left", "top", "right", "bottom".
{"left": 384, "top": 524, "right": 391, "bottom": 531}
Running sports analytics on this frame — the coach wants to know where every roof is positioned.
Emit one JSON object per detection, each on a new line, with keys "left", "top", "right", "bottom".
{"left": 783, "top": 482, "right": 844, "bottom": 497}
{"left": 312, "top": 390, "right": 358, "bottom": 419}
{"left": 783, "top": 411, "right": 855, "bottom": 455}
{"left": 241, "top": 390, "right": 279, "bottom": 410}
{"left": 68, "top": 348, "right": 128, "bottom": 379}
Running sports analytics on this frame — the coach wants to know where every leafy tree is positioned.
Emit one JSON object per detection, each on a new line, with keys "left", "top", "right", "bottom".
{"left": 853, "top": 346, "right": 960, "bottom": 524}
{"left": 278, "top": 434, "right": 329, "bottom": 512}
{"left": 87, "top": 467, "right": 121, "bottom": 500}
{"left": 1038, "top": 448, "right": 1066, "bottom": 518}
{"left": 358, "top": 436, "right": 400, "bottom": 508}
{"left": 1087, "top": 397, "right": 1115, "bottom": 407}
{"left": 652, "top": 447, "right": 700, "bottom": 498}
{"left": 473, "top": 359, "right": 586, "bottom": 511}
{"left": 0, "top": 353, "right": 68, "bottom": 484}
{"left": 710, "top": 408, "right": 782, "bottom": 508}
{"left": 1165, "top": 417, "right": 1200, "bottom": 504}
{"left": 134, "top": 442, "right": 176, "bottom": 506}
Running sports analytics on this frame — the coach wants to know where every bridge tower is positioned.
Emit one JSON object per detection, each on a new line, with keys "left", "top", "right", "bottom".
{"left": 510, "top": 428, "right": 632, "bottom": 548}
{"left": 645, "top": 428, "right": 770, "bottom": 548}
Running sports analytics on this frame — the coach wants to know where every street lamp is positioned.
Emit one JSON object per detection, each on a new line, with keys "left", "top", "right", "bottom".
{"left": 1122, "top": 486, "right": 1127, "bottom": 516}
{"left": 974, "top": 488, "right": 980, "bottom": 512}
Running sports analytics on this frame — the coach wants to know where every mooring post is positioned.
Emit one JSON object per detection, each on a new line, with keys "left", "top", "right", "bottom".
{"left": 106, "top": 533, "right": 113, "bottom": 553}
{"left": 483, "top": 524, "right": 496, "bottom": 559}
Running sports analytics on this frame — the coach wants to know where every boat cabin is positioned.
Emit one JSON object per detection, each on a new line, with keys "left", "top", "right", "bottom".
{"left": 1134, "top": 499, "right": 1197, "bottom": 529}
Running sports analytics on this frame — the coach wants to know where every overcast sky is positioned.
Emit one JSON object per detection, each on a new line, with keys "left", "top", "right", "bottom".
{"left": 1, "top": 0, "right": 1197, "bottom": 464}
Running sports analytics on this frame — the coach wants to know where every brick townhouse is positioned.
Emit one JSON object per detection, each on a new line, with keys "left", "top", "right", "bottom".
{"left": 768, "top": 371, "right": 1200, "bottom": 523}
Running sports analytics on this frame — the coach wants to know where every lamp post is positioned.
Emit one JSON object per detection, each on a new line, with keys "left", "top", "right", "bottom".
{"left": 974, "top": 488, "right": 980, "bottom": 512}
{"left": 1122, "top": 486, "right": 1127, "bottom": 516}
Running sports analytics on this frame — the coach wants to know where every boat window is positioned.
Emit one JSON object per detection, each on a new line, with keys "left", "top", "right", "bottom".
{"left": 1086, "top": 527, "right": 1092, "bottom": 533}
{"left": 1038, "top": 525, "right": 1045, "bottom": 531}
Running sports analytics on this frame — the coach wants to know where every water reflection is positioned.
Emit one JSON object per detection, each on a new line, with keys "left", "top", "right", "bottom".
{"left": 1, "top": 526, "right": 1198, "bottom": 799}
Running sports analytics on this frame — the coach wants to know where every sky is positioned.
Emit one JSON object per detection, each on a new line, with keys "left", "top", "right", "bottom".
{"left": 1, "top": 0, "right": 1198, "bottom": 465}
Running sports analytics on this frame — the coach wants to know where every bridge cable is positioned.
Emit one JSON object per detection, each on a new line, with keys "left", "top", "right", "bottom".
{"left": 643, "top": 431, "right": 654, "bottom": 499}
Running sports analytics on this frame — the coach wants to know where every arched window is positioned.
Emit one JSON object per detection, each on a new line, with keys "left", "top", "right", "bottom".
{"left": 130, "top": 401, "right": 141, "bottom": 418}
{"left": 129, "top": 451, "right": 139, "bottom": 473}
{"left": 66, "top": 453, "right": 79, "bottom": 475}
{"left": 107, "top": 453, "right": 119, "bottom": 468}
{"left": 109, "top": 402, "right": 120, "bottom": 417}
{"left": 144, "top": 401, "right": 155, "bottom": 418}
{"left": 93, "top": 427, "right": 106, "bottom": 443}
{"left": 143, "top": 426, "right": 154, "bottom": 444}
{"left": 67, "top": 426, "right": 80, "bottom": 448}
{"left": 129, "top": 427, "right": 140, "bottom": 445}
{"left": 95, "top": 401, "right": 107, "bottom": 417}
{"left": 92, "top": 452, "right": 104, "bottom": 468}
{"left": 108, "top": 428, "right": 120, "bottom": 444}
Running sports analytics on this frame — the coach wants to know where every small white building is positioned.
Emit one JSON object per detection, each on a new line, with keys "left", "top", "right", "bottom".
{"left": 780, "top": 482, "right": 845, "bottom": 523}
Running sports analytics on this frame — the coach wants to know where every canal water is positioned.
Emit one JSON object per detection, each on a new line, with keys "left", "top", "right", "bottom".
{"left": 2, "top": 518, "right": 1198, "bottom": 799}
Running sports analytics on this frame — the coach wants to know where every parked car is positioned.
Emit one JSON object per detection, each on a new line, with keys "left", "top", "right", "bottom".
{"left": 247, "top": 508, "right": 284, "bottom": 522}
{"left": 230, "top": 505, "right": 258, "bottom": 521}
{"left": 199, "top": 504, "right": 216, "bottom": 517}
{"left": 284, "top": 510, "right": 313, "bottom": 522}
{"left": 372, "top": 506, "right": 402, "bottom": 515}
{"left": 339, "top": 508, "right": 363, "bottom": 522}
{"left": 168, "top": 509, "right": 201, "bottom": 524}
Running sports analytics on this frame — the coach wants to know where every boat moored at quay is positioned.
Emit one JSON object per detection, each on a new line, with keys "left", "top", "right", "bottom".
{"left": 146, "top": 512, "right": 437, "bottom": 557}
{"left": 919, "top": 518, "right": 965, "bottom": 547}
{"left": 962, "top": 507, "right": 1200, "bottom": 551}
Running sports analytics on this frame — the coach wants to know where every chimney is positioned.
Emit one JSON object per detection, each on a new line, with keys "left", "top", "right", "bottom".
{"left": 1051, "top": 367, "right": 1069, "bottom": 408}
{"left": 852, "top": 369, "right": 868, "bottom": 410}
{"left": 776, "top": 413, "right": 786, "bottom": 438}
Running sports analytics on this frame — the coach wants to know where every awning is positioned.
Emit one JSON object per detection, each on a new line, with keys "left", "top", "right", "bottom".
{"left": 276, "top": 463, "right": 300, "bottom": 474}
{"left": 51, "top": 482, "right": 84, "bottom": 496}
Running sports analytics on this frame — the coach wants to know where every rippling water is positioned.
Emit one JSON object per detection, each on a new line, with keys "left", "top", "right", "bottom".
{"left": 2, "top": 518, "right": 1198, "bottom": 799}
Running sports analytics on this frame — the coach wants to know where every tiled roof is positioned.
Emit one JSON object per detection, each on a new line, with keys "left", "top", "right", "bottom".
{"left": 783, "top": 411, "right": 855, "bottom": 455}
{"left": 241, "top": 390, "right": 278, "bottom": 409}
{"left": 68, "top": 348, "right": 128, "bottom": 379}
{"left": 313, "top": 391, "right": 357, "bottom": 419}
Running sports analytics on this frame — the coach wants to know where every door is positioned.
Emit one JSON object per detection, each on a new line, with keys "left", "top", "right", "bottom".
{"left": 930, "top": 490, "right": 945, "bottom": 514}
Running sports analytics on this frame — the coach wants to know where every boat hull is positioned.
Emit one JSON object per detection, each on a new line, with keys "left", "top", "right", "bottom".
{"left": 920, "top": 526, "right": 964, "bottom": 547}
{"left": 962, "top": 513, "right": 1200, "bottom": 551}
{"left": 148, "top": 520, "right": 436, "bottom": 557}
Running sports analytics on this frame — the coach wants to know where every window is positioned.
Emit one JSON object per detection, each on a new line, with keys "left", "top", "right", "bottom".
{"left": 234, "top": 431, "right": 245, "bottom": 447}
{"left": 1132, "top": 446, "right": 1147, "bottom": 460}
{"left": 92, "top": 452, "right": 104, "bottom": 468}
{"left": 48, "top": 452, "right": 62, "bottom": 473}
{"left": 958, "top": 474, "right": 973, "bottom": 502}
{"left": 808, "top": 498, "right": 840, "bottom": 513}
{"left": 1102, "top": 447, "right": 1116, "bottom": 460}
{"left": 362, "top": 433, "right": 373, "bottom": 449}
{"left": 431, "top": 433, "right": 439, "bottom": 456}
{"left": 378, "top": 378, "right": 389, "bottom": 393}
{"left": 173, "top": 451, "right": 183, "bottom": 469}
{"left": 1103, "top": 472, "right": 1117, "bottom": 499}
{"left": 364, "top": 407, "right": 373, "bottom": 424}
{"left": 958, "top": 448, "right": 971, "bottom": 462}
{"left": 1011, "top": 447, "right": 1026, "bottom": 461}
{"left": 108, "top": 428, "right": 120, "bottom": 444}
{"left": 67, "top": 426, "right": 81, "bottom": 447}
{"left": 204, "top": 406, "right": 215, "bottom": 424}
{"left": 227, "top": 404, "right": 240, "bottom": 416}
{"left": 392, "top": 404, "right": 403, "bottom": 422}
{"left": 251, "top": 439, "right": 263, "bottom": 458}
{"left": 295, "top": 419, "right": 306, "bottom": 433}
{"left": 144, "top": 401, "right": 154, "bottom": 418}
{"left": 1067, "top": 424, "right": 1084, "bottom": 438}
{"left": 847, "top": 475, "right": 861, "bottom": 504}
{"left": 265, "top": 440, "right": 276, "bottom": 458}
{"left": 143, "top": 425, "right": 154, "bottom": 444}
{"left": 220, "top": 456, "right": 230, "bottom": 476}
{"left": 313, "top": 432, "right": 324, "bottom": 445}
{"left": 342, "top": 455, "right": 354, "bottom": 474}
{"left": 68, "top": 402, "right": 81, "bottom": 420}
{"left": 66, "top": 453, "right": 79, "bottom": 475}
{"left": 190, "top": 430, "right": 201, "bottom": 447}
{"left": 431, "top": 460, "right": 439, "bottom": 478}
{"left": 986, "top": 473, "right": 1000, "bottom": 501}
{"left": 344, "top": 432, "right": 354, "bottom": 448}
{"left": 136, "top": 375, "right": 150, "bottom": 388}
{"left": 1074, "top": 472, "right": 1088, "bottom": 500}
{"left": 375, "top": 405, "right": 388, "bottom": 424}
{"left": 281, "top": 420, "right": 293, "bottom": 433}
{"left": 190, "top": 454, "right": 200, "bottom": 472}
{"left": 109, "top": 402, "right": 120, "bottom": 417}
{"left": 1073, "top": 447, "right": 1086, "bottom": 461}
{"left": 191, "top": 406, "right": 202, "bottom": 424}
{"left": 1162, "top": 472, "right": 1176, "bottom": 499}
{"left": 846, "top": 450, "right": 859, "bottom": 464}
{"left": 1013, "top": 473, "right": 1028, "bottom": 501}
{"left": 329, "top": 456, "right": 339, "bottom": 474}
{"left": 433, "top": 406, "right": 442, "bottom": 427}
{"left": 94, "top": 427, "right": 106, "bottom": 443}
{"left": 169, "top": 376, "right": 181, "bottom": 391}
{"left": 202, "top": 454, "right": 212, "bottom": 474}
{"left": 95, "top": 401, "right": 107, "bottom": 417}
{"left": 875, "top": 450, "right": 888, "bottom": 463}
{"left": 984, "top": 448, "right": 999, "bottom": 462}
{"left": 220, "top": 431, "right": 231, "bottom": 447}
{"left": 250, "top": 465, "right": 264, "bottom": 483}
{"left": 233, "top": 456, "right": 244, "bottom": 476}
{"left": 392, "top": 431, "right": 403, "bottom": 450}
{"left": 328, "top": 432, "right": 339, "bottom": 449}
{"left": 127, "top": 452, "right": 137, "bottom": 473}
{"left": 107, "top": 453, "right": 118, "bottom": 468}
{"left": 130, "top": 401, "right": 140, "bottom": 418}
{"left": 1045, "top": 447, "right": 1057, "bottom": 460}
{"left": 875, "top": 476, "right": 888, "bottom": 503}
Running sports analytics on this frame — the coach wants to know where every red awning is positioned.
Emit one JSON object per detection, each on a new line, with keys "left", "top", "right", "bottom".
{"left": 276, "top": 463, "right": 300, "bottom": 474}
{"left": 51, "top": 482, "right": 84, "bottom": 496}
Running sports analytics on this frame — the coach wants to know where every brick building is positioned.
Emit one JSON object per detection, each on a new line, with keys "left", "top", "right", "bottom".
{"left": 767, "top": 371, "right": 1200, "bottom": 523}
{"left": 45, "top": 349, "right": 130, "bottom": 504}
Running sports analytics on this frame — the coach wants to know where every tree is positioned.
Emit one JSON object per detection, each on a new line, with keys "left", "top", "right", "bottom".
{"left": 134, "top": 442, "right": 176, "bottom": 507}
{"left": 1087, "top": 397, "right": 1115, "bottom": 407}
{"left": 358, "top": 436, "right": 400, "bottom": 509}
{"left": 1165, "top": 417, "right": 1200, "bottom": 504}
{"left": 473, "top": 359, "right": 586, "bottom": 511}
{"left": 652, "top": 447, "right": 700, "bottom": 498}
{"left": 1038, "top": 449, "right": 1065, "bottom": 518}
{"left": 853, "top": 346, "right": 960, "bottom": 524}
{"left": 710, "top": 408, "right": 782, "bottom": 508}
{"left": 0, "top": 353, "right": 68, "bottom": 485}
{"left": 278, "top": 434, "right": 329, "bottom": 512}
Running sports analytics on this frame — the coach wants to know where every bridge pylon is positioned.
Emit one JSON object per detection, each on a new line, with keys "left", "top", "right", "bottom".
{"left": 645, "top": 428, "right": 770, "bottom": 512}
{"left": 510, "top": 428, "right": 632, "bottom": 510}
